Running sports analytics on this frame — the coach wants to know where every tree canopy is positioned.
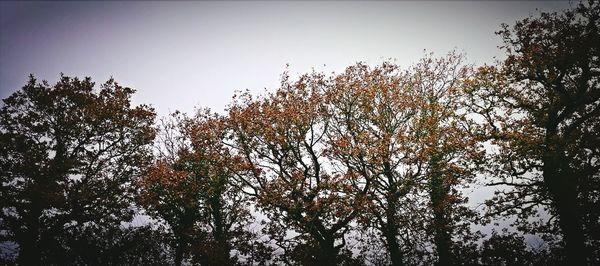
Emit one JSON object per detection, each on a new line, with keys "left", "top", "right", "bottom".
{"left": 0, "top": 75, "right": 156, "bottom": 265}
{"left": 1, "top": 2, "right": 599, "bottom": 265}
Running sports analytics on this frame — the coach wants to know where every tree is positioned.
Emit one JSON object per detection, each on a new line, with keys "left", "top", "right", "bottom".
{"left": 409, "top": 54, "right": 483, "bottom": 266}
{"left": 137, "top": 113, "right": 204, "bottom": 266}
{"left": 47, "top": 224, "right": 172, "bottom": 265}
{"left": 0, "top": 75, "right": 156, "bottom": 264}
{"left": 137, "top": 110, "right": 268, "bottom": 266}
{"left": 468, "top": 1, "right": 600, "bottom": 264}
{"left": 325, "top": 61, "right": 429, "bottom": 265}
{"left": 228, "top": 73, "right": 369, "bottom": 265}
{"left": 326, "top": 53, "right": 482, "bottom": 266}
{"left": 479, "top": 230, "right": 534, "bottom": 266}
{"left": 184, "top": 110, "right": 271, "bottom": 265}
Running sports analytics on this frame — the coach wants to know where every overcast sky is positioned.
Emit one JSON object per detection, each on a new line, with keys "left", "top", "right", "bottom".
{"left": 1, "top": 1, "right": 572, "bottom": 117}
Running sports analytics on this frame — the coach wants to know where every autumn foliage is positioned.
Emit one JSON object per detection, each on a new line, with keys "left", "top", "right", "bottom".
{"left": 1, "top": 2, "right": 599, "bottom": 265}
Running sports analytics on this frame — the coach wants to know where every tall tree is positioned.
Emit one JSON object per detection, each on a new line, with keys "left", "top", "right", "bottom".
{"left": 137, "top": 113, "right": 204, "bottom": 266}
{"left": 228, "top": 73, "right": 369, "bottom": 265}
{"left": 137, "top": 110, "right": 267, "bottom": 266}
{"left": 0, "top": 75, "right": 156, "bottom": 264}
{"left": 410, "top": 54, "right": 483, "bottom": 266}
{"left": 468, "top": 1, "right": 600, "bottom": 264}
{"left": 326, "top": 53, "right": 482, "bottom": 266}
{"left": 325, "top": 61, "right": 427, "bottom": 265}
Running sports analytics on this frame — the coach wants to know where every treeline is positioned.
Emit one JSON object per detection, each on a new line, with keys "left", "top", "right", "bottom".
{"left": 1, "top": 2, "right": 599, "bottom": 266}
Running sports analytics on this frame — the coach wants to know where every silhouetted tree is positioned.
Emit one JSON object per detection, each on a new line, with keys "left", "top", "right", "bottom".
{"left": 137, "top": 110, "right": 270, "bottom": 266}
{"left": 409, "top": 54, "right": 484, "bottom": 266}
{"left": 325, "top": 60, "right": 429, "bottom": 266}
{"left": 0, "top": 75, "right": 156, "bottom": 264}
{"left": 326, "top": 53, "right": 483, "bottom": 266}
{"left": 44, "top": 224, "right": 172, "bottom": 265}
{"left": 479, "top": 230, "right": 533, "bottom": 266}
{"left": 228, "top": 73, "right": 369, "bottom": 265}
{"left": 468, "top": 1, "right": 600, "bottom": 264}
{"left": 3, "top": 3, "right": 597, "bottom": 264}
{"left": 137, "top": 113, "right": 203, "bottom": 266}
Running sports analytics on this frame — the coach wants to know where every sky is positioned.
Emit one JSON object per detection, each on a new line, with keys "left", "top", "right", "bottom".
{"left": 0, "top": 1, "right": 573, "bottom": 117}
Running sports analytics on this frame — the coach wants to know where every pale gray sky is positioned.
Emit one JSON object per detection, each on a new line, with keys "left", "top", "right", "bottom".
{"left": 1, "top": 1, "right": 572, "bottom": 116}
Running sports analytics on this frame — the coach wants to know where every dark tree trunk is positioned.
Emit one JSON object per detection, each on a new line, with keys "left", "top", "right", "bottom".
{"left": 174, "top": 238, "right": 184, "bottom": 266}
{"left": 384, "top": 201, "right": 405, "bottom": 266}
{"left": 381, "top": 161, "right": 405, "bottom": 266}
{"left": 17, "top": 205, "right": 42, "bottom": 266}
{"left": 18, "top": 135, "right": 67, "bottom": 265}
{"left": 210, "top": 196, "right": 232, "bottom": 265}
{"left": 316, "top": 236, "right": 338, "bottom": 266}
{"left": 429, "top": 157, "right": 453, "bottom": 266}
{"left": 432, "top": 207, "right": 452, "bottom": 266}
{"left": 172, "top": 227, "right": 190, "bottom": 266}
{"left": 543, "top": 148, "right": 586, "bottom": 265}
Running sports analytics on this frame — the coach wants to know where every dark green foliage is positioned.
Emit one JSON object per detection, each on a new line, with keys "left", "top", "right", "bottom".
{"left": 0, "top": 75, "right": 156, "bottom": 264}
{"left": 468, "top": 1, "right": 600, "bottom": 264}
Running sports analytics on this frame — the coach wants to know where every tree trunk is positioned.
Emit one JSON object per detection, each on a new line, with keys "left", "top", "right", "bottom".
{"left": 17, "top": 205, "right": 42, "bottom": 266}
{"left": 174, "top": 239, "right": 184, "bottom": 266}
{"left": 18, "top": 136, "right": 67, "bottom": 265}
{"left": 383, "top": 205, "right": 405, "bottom": 266}
{"left": 316, "top": 236, "right": 338, "bottom": 266}
{"left": 381, "top": 161, "right": 405, "bottom": 266}
{"left": 210, "top": 196, "right": 232, "bottom": 265}
{"left": 543, "top": 149, "right": 586, "bottom": 265}
{"left": 432, "top": 210, "right": 452, "bottom": 266}
{"left": 429, "top": 157, "right": 453, "bottom": 266}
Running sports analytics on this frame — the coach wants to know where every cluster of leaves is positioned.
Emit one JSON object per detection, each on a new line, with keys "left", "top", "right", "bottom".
{"left": 1, "top": 1, "right": 599, "bottom": 265}
{"left": 0, "top": 75, "right": 156, "bottom": 265}
{"left": 466, "top": 1, "right": 600, "bottom": 265}
{"left": 137, "top": 110, "right": 272, "bottom": 266}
